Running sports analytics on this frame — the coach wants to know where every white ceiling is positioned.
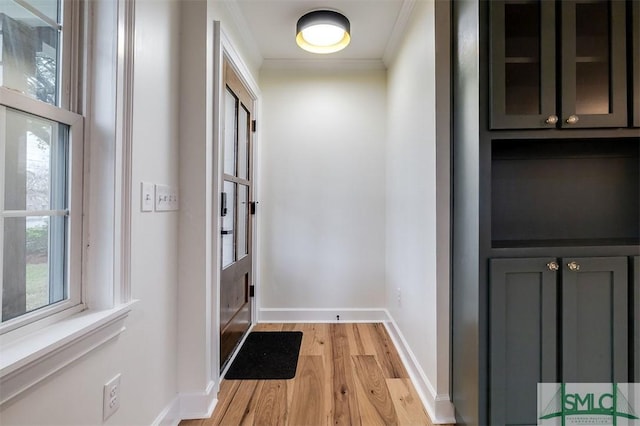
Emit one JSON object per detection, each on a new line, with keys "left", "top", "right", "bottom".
{"left": 228, "top": 0, "right": 412, "bottom": 65}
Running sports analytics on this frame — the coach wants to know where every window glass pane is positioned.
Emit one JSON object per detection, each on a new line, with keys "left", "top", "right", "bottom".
{"left": 4, "top": 107, "right": 68, "bottom": 211}
{"left": 2, "top": 215, "right": 66, "bottom": 322}
{"left": 237, "top": 104, "right": 249, "bottom": 180}
{"left": 0, "top": 0, "right": 60, "bottom": 105}
{"left": 237, "top": 184, "right": 248, "bottom": 259}
{"left": 221, "top": 181, "right": 235, "bottom": 268}
{"left": 19, "top": 0, "right": 60, "bottom": 24}
{"left": 224, "top": 88, "right": 236, "bottom": 175}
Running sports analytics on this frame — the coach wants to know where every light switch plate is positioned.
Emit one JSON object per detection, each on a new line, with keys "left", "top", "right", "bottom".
{"left": 141, "top": 182, "right": 154, "bottom": 212}
{"left": 155, "top": 184, "right": 179, "bottom": 211}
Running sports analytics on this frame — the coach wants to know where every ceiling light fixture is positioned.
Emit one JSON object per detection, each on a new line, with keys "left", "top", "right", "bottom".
{"left": 296, "top": 10, "right": 351, "bottom": 54}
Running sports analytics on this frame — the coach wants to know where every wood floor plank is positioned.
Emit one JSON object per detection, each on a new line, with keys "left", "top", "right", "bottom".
{"left": 350, "top": 323, "right": 378, "bottom": 355}
{"left": 217, "top": 380, "right": 260, "bottom": 425}
{"left": 300, "top": 323, "right": 330, "bottom": 357}
{"left": 253, "top": 323, "right": 284, "bottom": 331}
{"left": 179, "top": 420, "right": 203, "bottom": 426}
{"left": 370, "top": 323, "right": 408, "bottom": 379}
{"left": 352, "top": 355, "right": 399, "bottom": 426}
{"left": 183, "top": 323, "right": 438, "bottom": 426}
{"left": 330, "top": 324, "right": 361, "bottom": 426}
{"left": 203, "top": 380, "right": 240, "bottom": 426}
{"left": 288, "top": 355, "right": 327, "bottom": 426}
{"left": 252, "top": 380, "right": 288, "bottom": 425}
{"left": 387, "top": 378, "right": 434, "bottom": 426}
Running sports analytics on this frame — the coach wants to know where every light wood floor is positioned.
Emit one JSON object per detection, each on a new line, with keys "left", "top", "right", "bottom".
{"left": 180, "top": 323, "right": 442, "bottom": 426}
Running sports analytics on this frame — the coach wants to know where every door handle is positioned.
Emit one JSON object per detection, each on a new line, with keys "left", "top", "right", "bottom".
{"left": 221, "top": 192, "right": 228, "bottom": 217}
{"left": 221, "top": 229, "right": 233, "bottom": 235}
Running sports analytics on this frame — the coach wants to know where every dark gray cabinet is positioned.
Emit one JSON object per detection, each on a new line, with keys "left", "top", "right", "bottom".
{"left": 489, "top": 258, "right": 557, "bottom": 426}
{"left": 490, "top": 256, "right": 631, "bottom": 425}
{"left": 490, "top": 0, "right": 627, "bottom": 129}
{"left": 561, "top": 257, "right": 628, "bottom": 383}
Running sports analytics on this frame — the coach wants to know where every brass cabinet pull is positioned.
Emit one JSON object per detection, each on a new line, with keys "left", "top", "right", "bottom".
{"left": 545, "top": 115, "right": 558, "bottom": 125}
{"left": 567, "top": 261, "right": 580, "bottom": 271}
{"left": 566, "top": 115, "right": 579, "bottom": 125}
{"left": 547, "top": 261, "right": 559, "bottom": 271}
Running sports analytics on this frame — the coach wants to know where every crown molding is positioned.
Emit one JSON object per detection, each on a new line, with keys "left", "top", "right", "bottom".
{"left": 221, "top": 0, "right": 264, "bottom": 69}
{"left": 382, "top": 0, "right": 416, "bottom": 67}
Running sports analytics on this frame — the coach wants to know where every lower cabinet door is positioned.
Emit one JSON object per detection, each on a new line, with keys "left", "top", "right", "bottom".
{"left": 489, "top": 257, "right": 558, "bottom": 426}
{"left": 562, "top": 257, "right": 629, "bottom": 383}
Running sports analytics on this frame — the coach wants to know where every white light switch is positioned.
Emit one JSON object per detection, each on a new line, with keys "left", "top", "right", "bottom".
{"left": 155, "top": 184, "right": 179, "bottom": 212}
{"left": 141, "top": 182, "right": 154, "bottom": 212}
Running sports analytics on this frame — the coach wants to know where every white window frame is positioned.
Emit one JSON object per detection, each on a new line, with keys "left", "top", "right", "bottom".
{"left": 0, "top": 87, "right": 84, "bottom": 336}
{"left": 0, "top": 0, "right": 83, "bottom": 336}
{"left": 0, "top": 0, "right": 135, "bottom": 406}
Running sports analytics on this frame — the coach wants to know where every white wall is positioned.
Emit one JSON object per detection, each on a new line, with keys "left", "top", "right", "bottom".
{"left": 258, "top": 66, "right": 387, "bottom": 314}
{"left": 0, "top": 1, "right": 181, "bottom": 424}
{"left": 386, "top": 0, "right": 453, "bottom": 422}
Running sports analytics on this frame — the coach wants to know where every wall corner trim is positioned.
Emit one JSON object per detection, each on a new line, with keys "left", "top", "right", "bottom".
{"left": 177, "top": 380, "right": 218, "bottom": 422}
{"left": 383, "top": 311, "right": 457, "bottom": 424}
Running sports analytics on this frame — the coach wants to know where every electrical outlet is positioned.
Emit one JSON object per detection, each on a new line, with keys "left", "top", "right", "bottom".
{"left": 103, "top": 374, "right": 121, "bottom": 421}
{"left": 396, "top": 288, "right": 401, "bottom": 306}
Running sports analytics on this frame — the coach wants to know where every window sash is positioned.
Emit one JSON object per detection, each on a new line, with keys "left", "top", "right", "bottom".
{"left": 0, "top": 86, "right": 83, "bottom": 335}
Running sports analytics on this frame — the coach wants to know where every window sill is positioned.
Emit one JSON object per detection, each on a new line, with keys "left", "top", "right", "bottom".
{"left": 0, "top": 301, "right": 136, "bottom": 406}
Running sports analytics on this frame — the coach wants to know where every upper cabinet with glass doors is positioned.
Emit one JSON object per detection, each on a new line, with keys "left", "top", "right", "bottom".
{"left": 490, "top": 0, "right": 628, "bottom": 129}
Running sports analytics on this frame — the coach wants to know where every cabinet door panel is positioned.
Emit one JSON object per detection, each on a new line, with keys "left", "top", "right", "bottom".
{"left": 490, "top": 0, "right": 556, "bottom": 129}
{"left": 560, "top": 0, "right": 627, "bottom": 128}
{"left": 562, "top": 257, "right": 628, "bottom": 383}
{"left": 490, "top": 258, "right": 557, "bottom": 425}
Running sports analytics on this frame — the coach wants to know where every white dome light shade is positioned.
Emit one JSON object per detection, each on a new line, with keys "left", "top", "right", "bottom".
{"left": 296, "top": 10, "right": 351, "bottom": 54}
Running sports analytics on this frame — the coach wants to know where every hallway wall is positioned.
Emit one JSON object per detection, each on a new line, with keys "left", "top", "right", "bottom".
{"left": 0, "top": 1, "right": 181, "bottom": 424}
{"left": 386, "top": 0, "right": 453, "bottom": 422}
{"left": 258, "top": 66, "right": 387, "bottom": 316}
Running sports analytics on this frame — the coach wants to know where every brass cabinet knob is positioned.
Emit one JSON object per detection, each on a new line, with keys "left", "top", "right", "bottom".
{"left": 567, "top": 261, "right": 581, "bottom": 271}
{"left": 547, "top": 261, "right": 559, "bottom": 271}
{"left": 545, "top": 115, "right": 558, "bottom": 125}
{"left": 566, "top": 115, "right": 579, "bottom": 125}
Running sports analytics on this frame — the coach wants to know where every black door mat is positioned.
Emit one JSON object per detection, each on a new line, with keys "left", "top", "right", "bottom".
{"left": 224, "top": 331, "right": 303, "bottom": 380}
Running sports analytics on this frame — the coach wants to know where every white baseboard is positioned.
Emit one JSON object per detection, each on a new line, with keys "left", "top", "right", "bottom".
{"left": 258, "top": 308, "right": 388, "bottom": 323}
{"left": 152, "top": 395, "right": 180, "bottom": 426}
{"left": 178, "top": 380, "right": 218, "bottom": 421}
{"left": 383, "top": 312, "right": 456, "bottom": 424}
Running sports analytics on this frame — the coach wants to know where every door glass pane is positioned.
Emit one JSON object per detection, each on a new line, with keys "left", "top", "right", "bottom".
{"left": 237, "top": 104, "right": 249, "bottom": 180}
{"left": 575, "top": 1, "right": 610, "bottom": 115}
{"left": 0, "top": 1, "right": 61, "bottom": 105}
{"left": 504, "top": 2, "right": 540, "bottom": 115}
{"left": 237, "top": 184, "right": 248, "bottom": 259}
{"left": 223, "top": 88, "right": 236, "bottom": 175}
{"left": 221, "top": 181, "right": 235, "bottom": 268}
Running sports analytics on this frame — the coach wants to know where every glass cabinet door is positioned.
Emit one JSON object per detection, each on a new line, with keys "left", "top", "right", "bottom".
{"left": 490, "top": 0, "right": 556, "bottom": 129}
{"left": 560, "top": 0, "right": 626, "bottom": 128}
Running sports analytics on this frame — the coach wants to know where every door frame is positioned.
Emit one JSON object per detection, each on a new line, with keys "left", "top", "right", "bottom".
{"left": 212, "top": 25, "right": 261, "bottom": 378}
